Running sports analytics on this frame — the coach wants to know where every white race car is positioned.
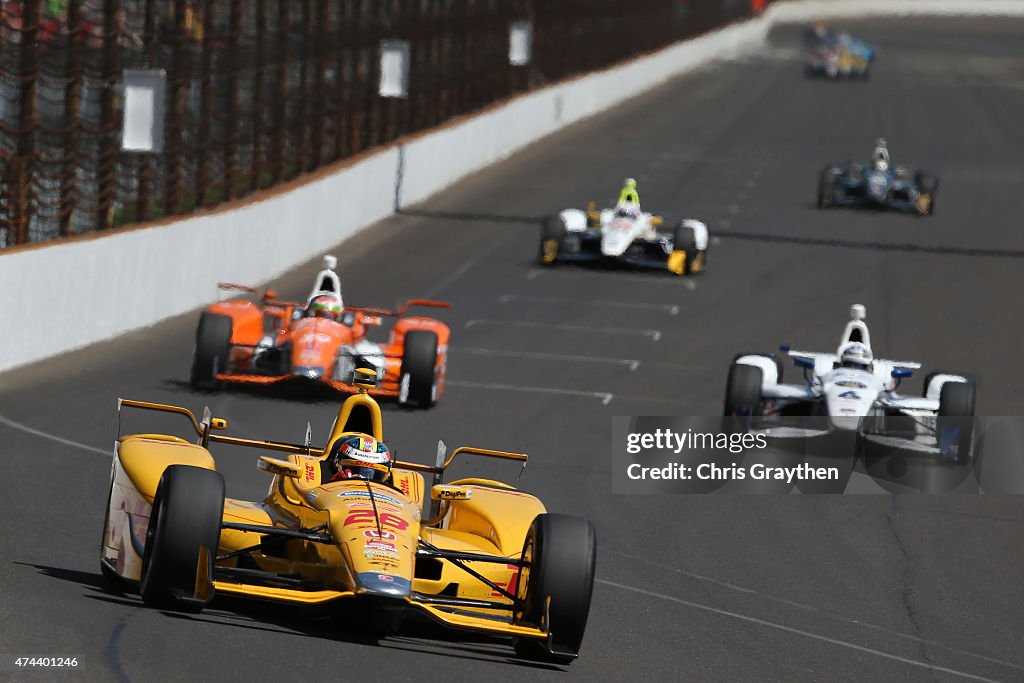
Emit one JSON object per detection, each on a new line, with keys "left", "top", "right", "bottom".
{"left": 724, "top": 305, "right": 976, "bottom": 461}
{"left": 538, "top": 202, "right": 709, "bottom": 276}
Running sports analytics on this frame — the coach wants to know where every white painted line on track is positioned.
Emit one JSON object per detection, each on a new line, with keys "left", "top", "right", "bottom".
{"left": 450, "top": 346, "right": 640, "bottom": 370}
{"left": 597, "top": 579, "right": 999, "bottom": 683}
{"left": 607, "top": 549, "right": 1024, "bottom": 674}
{"left": 524, "top": 269, "right": 696, "bottom": 287}
{"left": 0, "top": 413, "right": 109, "bottom": 456}
{"left": 498, "top": 294, "right": 679, "bottom": 315}
{"left": 422, "top": 231, "right": 516, "bottom": 299}
{"left": 447, "top": 380, "right": 613, "bottom": 405}
{"left": 465, "top": 319, "right": 661, "bottom": 341}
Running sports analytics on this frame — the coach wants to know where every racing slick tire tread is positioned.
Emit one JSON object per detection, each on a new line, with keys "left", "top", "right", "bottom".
{"left": 672, "top": 223, "right": 703, "bottom": 275}
{"left": 937, "top": 377, "right": 976, "bottom": 462}
{"left": 400, "top": 330, "right": 439, "bottom": 409}
{"left": 190, "top": 313, "right": 232, "bottom": 391}
{"left": 538, "top": 215, "right": 567, "bottom": 266}
{"left": 723, "top": 363, "right": 764, "bottom": 417}
{"left": 513, "top": 514, "right": 597, "bottom": 664}
{"left": 140, "top": 465, "right": 224, "bottom": 612}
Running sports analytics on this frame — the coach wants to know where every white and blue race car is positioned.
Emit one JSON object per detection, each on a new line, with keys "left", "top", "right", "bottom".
{"left": 724, "top": 305, "right": 976, "bottom": 462}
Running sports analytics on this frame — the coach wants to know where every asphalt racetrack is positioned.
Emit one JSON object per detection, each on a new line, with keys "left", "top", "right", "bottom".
{"left": 2, "top": 17, "right": 1023, "bottom": 683}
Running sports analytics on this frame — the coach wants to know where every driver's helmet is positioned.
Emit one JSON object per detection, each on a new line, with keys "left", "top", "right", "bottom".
{"left": 615, "top": 202, "right": 640, "bottom": 219}
{"left": 872, "top": 139, "right": 890, "bottom": 172}
{"left": 329, "top": 435, "right": 393, "bottom": 483}
{"left": 307, "top": 294, "right": 342, "bottom": 322}
{"left": 839, "top": 342, "right": 874, "bottom": 371}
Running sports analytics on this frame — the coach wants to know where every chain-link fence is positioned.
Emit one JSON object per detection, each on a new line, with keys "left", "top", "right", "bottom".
{"left": 0, "top": 0, "right": 764, "bottom": 248}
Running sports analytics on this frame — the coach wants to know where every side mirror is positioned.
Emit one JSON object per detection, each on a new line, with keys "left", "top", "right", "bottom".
{"left": 650, "top": 216, "right": 664, "bottom": 226}
{"left": 779, "top": 344, "right": 791, "bottom": 352}
{"left": 361, "top": 315, "right": 382, "bottom": 326}
{"left": 264, "top": 289, "right": 277, "bottom": 300}
{"left": 210, "top": 417, "right": 228, "bottom": 431}
{"left": 891, "top": 367, "right": 913, "bottom": 379}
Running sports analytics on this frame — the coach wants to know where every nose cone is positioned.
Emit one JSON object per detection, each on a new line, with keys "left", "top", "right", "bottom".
{"left": 601, "top": 227, "right": 633, "bottom": 256}
{"left": 356, "top": 572, "right": 412, "bottom": 598}
{"left": 829, "top": 413, "right": 863, "bottom": 432}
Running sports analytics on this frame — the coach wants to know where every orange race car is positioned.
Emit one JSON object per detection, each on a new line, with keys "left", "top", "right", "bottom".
{"left": 189, "top": 256, "right": 450, "bottom": 408}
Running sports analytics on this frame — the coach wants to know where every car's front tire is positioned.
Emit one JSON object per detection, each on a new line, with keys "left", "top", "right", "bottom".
{"left": 513, "top": 514, "right": 597, "bottom": 664}
{"left": 670, "top": 222, "right": 704, "bottom": 275}
{"left": 538, "top": 215, "right": 567, "bottom": 266}
{"left": 724, "top": 363, "right": 764, "bottom": 417}
{"left": 140, "top": 465, "right": 224, "bottom": 612}
{"left": 937, "top": 378, "right": 976, "bottom": 462}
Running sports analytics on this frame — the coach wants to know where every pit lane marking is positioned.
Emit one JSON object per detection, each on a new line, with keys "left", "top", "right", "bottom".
{"left": 498, "top": 294, "right": 679, "bottom": 315}
{"left": 0, "top": 413, "right": 109, "bottom": 456}
{"left": 598, "top": 579, "right": 999, "bottom": 682}
{"left": 446, "top": 380, "right": 613, "bottom": 405}
{"left": 465, "top": 320, "right": 661, "bottom": 341}
{"left": 449, "top": 347, "right": 640, "bottom": 371}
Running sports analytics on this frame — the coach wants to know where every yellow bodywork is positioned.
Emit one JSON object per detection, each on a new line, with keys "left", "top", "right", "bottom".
{"left": 667, "top": 250, "right": 687, "bottom": 275}
{"left": 105, "top": 389, "right": 549, "bottom": 643}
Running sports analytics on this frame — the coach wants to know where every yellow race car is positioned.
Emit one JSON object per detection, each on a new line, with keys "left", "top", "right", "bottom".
{"left": 100, "top": 369, "right": 597, "bottom": 663}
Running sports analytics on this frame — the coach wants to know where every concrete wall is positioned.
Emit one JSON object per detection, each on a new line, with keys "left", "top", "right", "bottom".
{"left": 1, "top": 0, "right": 1018, "bottom": 373}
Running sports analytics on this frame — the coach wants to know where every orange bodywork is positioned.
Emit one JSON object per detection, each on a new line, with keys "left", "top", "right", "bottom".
{"left": 205, "top": 294, "right": 450, "bottom": 399}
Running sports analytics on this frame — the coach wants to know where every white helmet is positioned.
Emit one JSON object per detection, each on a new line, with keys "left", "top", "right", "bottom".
{"left": 839, "top": 342, "right": 873, "bottom": 371}
{"left": 615, "top": 202, "right": 639, "bottom": 219}
{"left": 872, "top": 139, "right": 889, "bottom": 172}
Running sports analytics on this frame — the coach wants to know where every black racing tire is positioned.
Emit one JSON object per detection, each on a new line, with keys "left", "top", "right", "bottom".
{"left": 723, "top": 363, "right": 763, "bottom": 417}
{"left": 513, "top": 514, "right": 597, "bottom": 665}
{"left": 922, "top": 369, "right": 959, "bottom": 398}
{"left": 538, "top": 215, "right": 567, "bottom": 266}
{"left": 140, "top": 465, "right": 224, "bottom": 612}
{"left": 190, "top": 313, "right": 233, "bottom": 391}
{"left": 671, "top": 222, "right": 704, "bottom": 275}
{"left": 937, "top": 378, "right": 976, "bottom": 462}
{"left": 731, "top": 352, "right": 783, "bottom": 384}
{"left": 817, "top": 168, "right": 837, "bottom": 208}
{"left": 399, "top": 330, "right": 439, "bottom": 409}
{"left": 914, "top": 173, "right": 938, "bottom": 216}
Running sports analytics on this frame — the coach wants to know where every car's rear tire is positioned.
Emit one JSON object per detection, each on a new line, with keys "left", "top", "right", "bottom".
{"left": 538, "top": 215, "right": 567, "bottom": 265}
{"left": 190, "top": 313, "right": 232, "bottom": 391}
{"left": 671, "top": 222, "right": 704, "bottom": 275}
{"left": 513, "top": 514, "right": 597, "bottom": 664}
{"left": 724, "top": 363, "right": 763, "bottom": 417}
{"left": 399, "top": 330, "right": 439, "bottom": 409}
{"left": 140, "top": 465, "right": 224, "bottom": 612}
{"left": 937, "top": 378, "right": 976, "bottom": 462}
